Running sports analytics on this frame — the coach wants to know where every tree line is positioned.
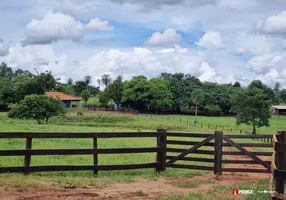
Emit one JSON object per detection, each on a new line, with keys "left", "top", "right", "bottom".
{"left": 1, "top": 62, "right": 286, "bottom": 134}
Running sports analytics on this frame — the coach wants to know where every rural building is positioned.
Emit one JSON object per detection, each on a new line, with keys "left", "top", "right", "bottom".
{"left": 272, "top": 106, "right": 286, "bottom": 115}
{"left": 45, "top": 92, "right": 82, "bottom": 108}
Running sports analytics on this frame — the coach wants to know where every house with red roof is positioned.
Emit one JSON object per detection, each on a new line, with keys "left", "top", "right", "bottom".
{"left": 45, "top": 92, "right": 82, "bottom": 108}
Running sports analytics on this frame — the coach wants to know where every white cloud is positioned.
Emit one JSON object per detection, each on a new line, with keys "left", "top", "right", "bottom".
{"left": 230, "top": 48, "right": 247, "bottom": 56}
{"left": 22, "top": 11, "right": 113, "bottom": 46}
{"left": 254, "top": 11, "right": 286, "bottom": 36}
{"left": 86, "top": 18, "right": 113, "bottom": 31}
{"left": 146, "top": 28, "right": 182, "bottom": 46}
{"left": 247, "top": 52, "right": 286, "bottom": 74}
{"left": 0, "top": 39, "right": 9, "bottom": 57}
{"left": 196, "top": 31, "right": 222, "bottom": 49}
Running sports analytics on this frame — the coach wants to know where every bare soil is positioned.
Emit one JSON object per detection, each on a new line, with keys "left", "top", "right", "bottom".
{"left": 0, "top": 137, "right": 271, "bottom": 199}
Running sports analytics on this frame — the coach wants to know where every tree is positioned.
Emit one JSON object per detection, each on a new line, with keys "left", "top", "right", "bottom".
{"left": 98, "top": 91, "right": 110, "bottom": 107}
{"left": 84, "top": 76, "right": 92, "bottom": 86}
{"left": 73, "top": 81, "right": 87, "bottom": 96}
{"left": 273, "top": 82, "right": 281, "bottom": 105}
{"left": 97, "top": 78, "right": 101, "bottom": 87}
{"left": 67, "top": 78, "right": 73, "bottom": 85}
{"left": 231, "top": 87, "right": 272, "bottom": 134}
{"left": 80, "top": 90, "right": 90, "bottom": 108}
{"left": 8, "top": 95, "right": 66, "bottom": 124}
{"left": 101, "top": 74, "right": 111, "bottom": 87}
{"left": 35, "top": 71, "right": 58, "bottom": 93}
{"left": 205, "top": 104, "right": 221, "bottom": 116}
{"left": 233, "top": 81, "right": 241, "bottom": 88}
{"left": 122, "top": 76, "right": 151, "bottom": 110}
{"left": 280, "top": 89, "right": 286, "bottom": 103}
{"left": 191, "top": 89, "right": 204, "bottom": 123}
{"left": 149, "top": 78, "right": 172, "bottom": 112}
{"left": 105, "top": 75, "right": 124, "bottom": 107}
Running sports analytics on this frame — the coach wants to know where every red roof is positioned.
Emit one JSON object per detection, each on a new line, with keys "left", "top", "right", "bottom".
{"left": 45, "top": 92, "right": 82, "bottom": 101}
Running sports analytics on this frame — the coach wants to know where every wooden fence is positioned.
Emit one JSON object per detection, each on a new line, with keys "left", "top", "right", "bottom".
{"left": 0, "top": 130, "right": 277, "bottom": 176}
{"left": 0, "top": 130, "right": 166, "bottom": 174}
{"left": 269, "top": 131, "right": 286, "bottom": 200}
{"left": 166, "top": 131, "right": 273, "bottom": 174}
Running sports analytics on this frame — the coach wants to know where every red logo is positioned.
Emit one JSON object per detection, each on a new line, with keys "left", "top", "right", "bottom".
{"left": 232, "top": 189, "right": 239, "bottom": 195}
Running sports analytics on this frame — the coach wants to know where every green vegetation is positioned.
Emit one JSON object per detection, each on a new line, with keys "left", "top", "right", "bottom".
{"left": 156, "top": 179, "right": 269, "bottom": 200}
{"left": 8, "top": 95, "right": 66, "bottom": 124}
{"left": 232, "top": 86, "right": 272, "bottom": 134}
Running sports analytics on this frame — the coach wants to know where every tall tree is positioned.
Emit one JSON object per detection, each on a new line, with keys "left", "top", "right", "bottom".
{"left": 273, "top": 82, "right": 281, "bottom": 105}
{"left": 191, "top": 89, "right": 204, "bottom": 123}
{"left": 84, "top": 75, "right": 92, "bottom": 86}
{"left": 231, "top": 87, "right": 272, "bottom": 134}
{"left": 101, "top": 74, "right": 111, "bottom": 87}
{"left": 105, "top": 75, "right": 124, "bottom": 107}
{"left": 67, "top": 78, "right": 73, "bottom": 85}
{"left": 80, "top": 90, "right": 90, "bottom": 108}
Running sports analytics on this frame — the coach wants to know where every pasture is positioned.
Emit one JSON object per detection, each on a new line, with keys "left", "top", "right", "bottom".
{"left": 0, "top": 111, "right": 285, "bottom": 199}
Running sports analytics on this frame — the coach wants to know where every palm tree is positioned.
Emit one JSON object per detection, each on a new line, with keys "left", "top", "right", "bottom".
{"left": 191, "top": 89, "right": 204, "bottom": 125}
{"left": 101, "top": 74, "right": 112, "bottom": 87}
{"left": 84, "top": 76, "right": 92, "bottom": 86}
{"left": 67, "top": 78, "right": 73, "bottom": 85}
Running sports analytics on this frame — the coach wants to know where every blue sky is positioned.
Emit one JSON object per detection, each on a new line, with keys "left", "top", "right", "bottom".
{"left": 0, "top": 0, "right": 286, "bottom": 88}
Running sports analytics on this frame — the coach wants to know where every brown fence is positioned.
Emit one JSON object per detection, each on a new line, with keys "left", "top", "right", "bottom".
{"left": 166, "top": 131, "right": 273, "bottom": 174}
{"left": 269, "top": 131, "right": 286, "bottom": 200}
{"left": 0, "top": 130, "right": 166, "bottom": 174}
{"left": 0, "top": 130, "right": 276, "bottom": 176}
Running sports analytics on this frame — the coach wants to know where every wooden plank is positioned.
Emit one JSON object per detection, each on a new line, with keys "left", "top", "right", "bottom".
{"left": 167, "top": 148, "right": 214, "bottom": 154}
{"left": 166, "top": 132, "right": 212, "bottom": 138}
{"left": 166, "top": 135, "right": 214, "bottom": 166}
{"left": 93, "top": 138, "right": 98, "bottom": 175}
{"left": 0, "top": 147, "right": 161, "bottom": 156}
{"left": 166, "top": 140, "right": 272, "bottom": 147}
{"left": 222, "top": 168, "right": 270, "bottom": 173}
{"left": 226, "top": 134, "right": 273, "bottom": 138}
{"left": 0, "top": 132, "right": 164, "bottom": 138}
{"left": 156, "top": 129, "right": 167, "bottom": 173}
{"left": 166, "top": 156, "right": 214, "bottom": 163}
{"left": 222, "top": 160, "right": 271, "bottom": 165}
{"left": 222, "top": 151, "right": 272, "bottom": 156}
{"left": 222, "top": 135, "right": 270, "bottom": 170}
{"left": 275, "top": 142, "right": 286, "bottom": 152}
{"left": 275, "top": 131, "right": 286, "bottom": 194}
{"left": 168, "top": 164, "right": 214, "bottom": 171}
{"left": 0, "top": 163, "right": 158, "bottom": 173}
{"left": 214, "top": 131, "right": 223, "bottom": 175}
{"left": 24, "top": 138, "right": 32, "bottom": 175}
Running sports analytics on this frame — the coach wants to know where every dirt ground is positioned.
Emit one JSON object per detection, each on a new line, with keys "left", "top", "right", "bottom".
{"left": 0, "top": 149, "right": 271, "bottom": 200}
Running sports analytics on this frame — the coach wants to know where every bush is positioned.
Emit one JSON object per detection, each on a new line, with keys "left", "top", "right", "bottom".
{"left": 8, "top": 94, "right": 66, "bottom": 124}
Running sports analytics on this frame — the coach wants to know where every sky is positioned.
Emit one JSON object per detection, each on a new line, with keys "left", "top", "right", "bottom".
{"left": 0, "top": 0, "right": 286, "bottom": 88}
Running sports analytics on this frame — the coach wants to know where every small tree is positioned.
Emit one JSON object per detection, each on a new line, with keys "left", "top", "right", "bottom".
{"left": 231, "top": 87, "right": 272, "bottom": 134}
{"left": 98, "top": 91, "right": 110, "bottom": 108}
{"left": 205, "top": 104, "right": 221, "bottom": 116}
{"left": 80, "top": 90, "right": 90, "bottom": 108}
{"left": 191, "top": 89, "right": 204, "bottom": 124}
{"left": 8, "top": 95, "right": 66, "bottom": 124}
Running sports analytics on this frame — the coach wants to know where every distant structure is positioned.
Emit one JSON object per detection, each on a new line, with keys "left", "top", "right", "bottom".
{"left": 45, "top": 92, "right": 82, "bottom": 108}
{"left": 272, "top": 106, "right": 286, "bottom": 115}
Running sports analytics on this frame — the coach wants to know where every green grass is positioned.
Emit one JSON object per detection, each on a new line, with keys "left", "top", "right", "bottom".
{"left": 0, "top": 111, "right": 283, "bottom": 197}
{"left": 156, "top": 179, "right": 269, "bottom": 200}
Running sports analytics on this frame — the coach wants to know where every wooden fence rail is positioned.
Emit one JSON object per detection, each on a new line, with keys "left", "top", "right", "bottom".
{"left": 269, "top": 131, "right": 286, "bottom": 200}
{"left": 0, "top": 130, "right": 167, "bottom": 174}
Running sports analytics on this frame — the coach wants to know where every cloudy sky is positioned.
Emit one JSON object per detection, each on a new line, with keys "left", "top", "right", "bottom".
{"left": 0, "top": 0, "right": 286, "bottom": 88}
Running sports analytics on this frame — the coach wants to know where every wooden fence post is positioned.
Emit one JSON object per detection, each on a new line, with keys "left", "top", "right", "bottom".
{"left": 93, "top": 138, "right": 98, "bottom": 175}
{"left": 24, "top": 137, "right": 32, "bottom": 175}
{"left": 275, "top": 131, "right": 286, "bottom": 195}
{"left": 214, "top": 131, "right": 223, "bottom": 175}
{"left": 156, "top": 129, "right": 167, "bottom": 173}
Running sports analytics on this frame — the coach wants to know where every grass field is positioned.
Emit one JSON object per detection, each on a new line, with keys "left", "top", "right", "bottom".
{"left": 0, "top": 111, "right": 285, "bottom": 199}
